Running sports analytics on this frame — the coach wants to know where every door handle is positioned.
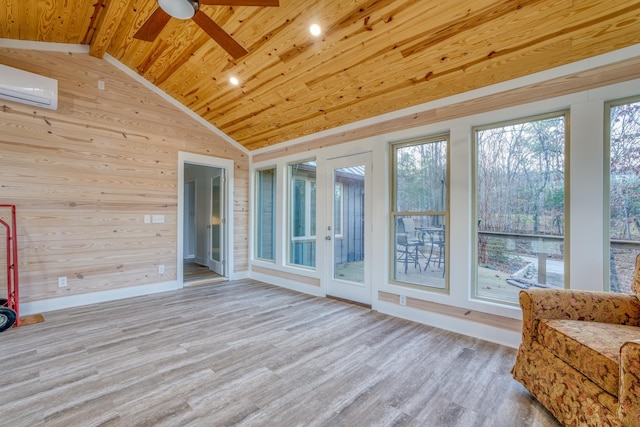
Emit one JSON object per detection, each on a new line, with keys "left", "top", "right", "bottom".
{"left": 325, "top": 235, "right": 332, "bottom": 240}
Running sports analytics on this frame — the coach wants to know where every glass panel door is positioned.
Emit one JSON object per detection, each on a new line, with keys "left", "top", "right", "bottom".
{"left": 325, "top": 153, "right": 371, "bottom": 304}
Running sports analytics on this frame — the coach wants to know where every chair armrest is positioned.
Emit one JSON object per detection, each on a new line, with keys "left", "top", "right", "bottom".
{"left": 619, "top": 339, "right": 640, "bottom": 426}
{"left": 519, "top": 289, "right": 640, "bottom": 347}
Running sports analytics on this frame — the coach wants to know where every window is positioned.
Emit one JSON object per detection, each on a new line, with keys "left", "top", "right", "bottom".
{"left": 288, "top": 160, "right": 316, "bottom": 267}
{"left": 474, "top": 112, "right": 567, "bottom": 305}
{"left": 391, "top": 136, "right": 448, "bottom": 289}
{"left": 606, "top": 97, "right": 640, "bottom": 293}
{"left": 255, "top": 167, "right": 276, "bottom": 261}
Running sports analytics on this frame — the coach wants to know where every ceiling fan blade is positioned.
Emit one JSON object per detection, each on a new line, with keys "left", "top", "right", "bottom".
{"left": 199, "top": 0, "right": 279, "bottom": 6}
{"left": 192, "top": 10, "right": 249, "bottom": 59}
{"left": 133, "top": 7, "right": 172, "bottom": 42}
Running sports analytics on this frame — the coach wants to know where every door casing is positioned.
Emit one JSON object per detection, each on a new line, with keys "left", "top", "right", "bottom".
{"left": 178, "top": 152, "right": 234, "bottom": 285}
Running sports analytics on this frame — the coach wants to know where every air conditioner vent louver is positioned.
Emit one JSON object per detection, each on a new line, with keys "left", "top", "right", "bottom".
{"left": 0, "top": 64, "right": 58, "bottom": 110}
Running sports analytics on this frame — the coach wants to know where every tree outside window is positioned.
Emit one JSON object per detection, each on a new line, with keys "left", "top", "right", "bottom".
{"left": 474, "top": 113, "right": 567, "bottom": 305}
{"left": 608, "top": 98, "right": 640, "bottom": 293}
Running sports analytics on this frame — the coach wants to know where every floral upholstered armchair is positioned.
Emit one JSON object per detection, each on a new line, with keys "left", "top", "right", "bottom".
{"left": 512, "top": 254, "right": 640, "bottom": 426}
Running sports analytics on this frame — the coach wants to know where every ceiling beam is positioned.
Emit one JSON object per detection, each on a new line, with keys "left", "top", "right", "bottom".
{"left": 90, "top": 0, "right": 133, "bottom": 59}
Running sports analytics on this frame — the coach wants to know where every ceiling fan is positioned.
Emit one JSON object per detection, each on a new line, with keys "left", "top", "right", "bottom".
{"left": 133, "top": 0, "right": 280, "bottom": 59}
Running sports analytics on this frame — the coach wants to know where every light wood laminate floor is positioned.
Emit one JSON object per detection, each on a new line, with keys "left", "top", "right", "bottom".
{"left": 0, "top": 279, "right": 559, "bottom": 426}
{"left": 184, "top": 261, "right": 224, "bottom": 285}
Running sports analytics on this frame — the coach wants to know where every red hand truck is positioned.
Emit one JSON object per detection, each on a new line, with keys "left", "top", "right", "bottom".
{"left": 0, "top": 204, "right": 19, "bottom": 331}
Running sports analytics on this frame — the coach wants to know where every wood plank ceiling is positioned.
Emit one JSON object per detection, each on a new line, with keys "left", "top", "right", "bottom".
{"left": 1, "top": 0, "right": 639, "bottom": 150}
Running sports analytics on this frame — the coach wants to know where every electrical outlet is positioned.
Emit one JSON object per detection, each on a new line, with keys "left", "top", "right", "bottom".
{"left": 58, "top": 276, "right": 67, "bottom": 287}
{"left": 144, "top": 215, "right": 151, "bottom": 224}
{"left": 158, "top": 265, "right": 165, "bottom": 274}
{"left": 152, "top": 215, "right": 164, "bottom": 224}
{"left": 399, "top": 295, "right": 407, "bottom": 306}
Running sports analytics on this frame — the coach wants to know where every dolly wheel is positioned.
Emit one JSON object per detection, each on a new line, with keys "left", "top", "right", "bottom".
{"left": 0, "top": 308, "right": 16, "bottom": 332}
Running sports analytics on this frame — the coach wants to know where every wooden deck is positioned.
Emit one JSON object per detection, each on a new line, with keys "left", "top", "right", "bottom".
{"left": 336, "top": 258, "right": 526, "bottom": 305}
{"left": 395, "top": 261, "right": 524, "bottom": 305}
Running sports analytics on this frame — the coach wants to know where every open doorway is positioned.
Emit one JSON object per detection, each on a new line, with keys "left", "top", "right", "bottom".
{"left": 182, "top": 162, "right": 226, "bottom": 285}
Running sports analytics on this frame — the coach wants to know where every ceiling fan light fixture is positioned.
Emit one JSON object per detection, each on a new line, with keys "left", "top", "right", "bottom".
{"left": 158, "top": 0, "right": 196, "bottom": 20}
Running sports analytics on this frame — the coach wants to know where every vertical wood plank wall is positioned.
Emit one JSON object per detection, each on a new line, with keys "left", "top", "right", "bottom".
{"left": 0, "top": 48, "right": 248, "bottom": 303}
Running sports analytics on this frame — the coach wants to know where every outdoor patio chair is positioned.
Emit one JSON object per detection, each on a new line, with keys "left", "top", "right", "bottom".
{"left": 396, "top": 217, "right": 423, "bottom": 274}
{"left": 424, "top": 226, "right": 445, "bottom": 277}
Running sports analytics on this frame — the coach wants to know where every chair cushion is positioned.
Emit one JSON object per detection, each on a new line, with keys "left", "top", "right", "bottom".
{"left": 538, "top": 319, "right": 640, "bottom": 396}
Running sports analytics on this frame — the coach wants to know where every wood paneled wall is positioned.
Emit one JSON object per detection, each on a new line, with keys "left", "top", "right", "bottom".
{"left": 0, "top": 48, "right": 248, "bottom": 303}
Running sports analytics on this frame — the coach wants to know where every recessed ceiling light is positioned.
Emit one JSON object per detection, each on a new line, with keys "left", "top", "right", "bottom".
{"left": 229, "top": 76, "right": 239, "bottom": 86}
{"left": 310, "top": 24, "right": 321, "bottom": 37}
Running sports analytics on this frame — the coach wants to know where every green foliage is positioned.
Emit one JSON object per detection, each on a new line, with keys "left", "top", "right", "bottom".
{"left": 544, "top": 187, "right": 564, "bottom": 211}
{"left": 395, "top": 140, "right": 447, "bottom": 212}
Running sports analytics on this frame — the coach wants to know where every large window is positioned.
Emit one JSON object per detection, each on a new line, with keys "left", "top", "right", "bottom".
{"left": 607, "top": 97, "right": 640, "bottom": 293}
{"left": 474, "top": 112, "right": 567, "bottom": 305}
{"left": 288, "top": 160, "right": 316, "bottom": 267}
{"left": 255, "top": 167, "right": 276, "bottom": 261}
{"left": 391, "top": 136, "right": 448, "bottom": 289}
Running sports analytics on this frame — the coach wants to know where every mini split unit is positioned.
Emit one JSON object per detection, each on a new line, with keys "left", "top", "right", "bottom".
{"left": 0, "top": 64, "right": 58, "bottom": 110}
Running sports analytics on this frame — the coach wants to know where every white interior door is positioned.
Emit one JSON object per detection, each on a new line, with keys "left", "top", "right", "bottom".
{"left": 209, "top": 173, "right": 224, "bottom": 275}
{"left": 325, "top": 152, "right": 372, "bottom": 305}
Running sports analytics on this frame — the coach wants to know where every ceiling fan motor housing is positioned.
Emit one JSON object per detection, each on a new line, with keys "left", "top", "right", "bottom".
{"left": 158, "top": 0, "right": 198, "bottom": 20}
{"left": 134, "top": 0, "right": 279, "bottom": 59}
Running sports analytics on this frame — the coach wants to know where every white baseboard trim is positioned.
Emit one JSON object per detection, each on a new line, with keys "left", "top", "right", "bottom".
{"left": 20, "top": 280, "right": 181, "bottom": 315}
{"left": 230, "top": 270, "right": 250, "bottom": 280}
{"left": 249, "top": 270, "right": 518, "bottom": 348}
{"left": 376, "top": 300, "right": 521, "bottom": 349}
{"left": 251, "top": 271, "right": 324, "bottom": 298}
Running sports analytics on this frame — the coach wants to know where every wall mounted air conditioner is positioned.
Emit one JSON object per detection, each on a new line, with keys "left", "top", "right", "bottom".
{"left": 0, "top": 64, "right": 58, "bottom": 110}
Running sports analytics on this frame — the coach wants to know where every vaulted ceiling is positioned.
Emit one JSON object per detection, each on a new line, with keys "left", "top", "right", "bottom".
{"left": 1, "top": 0, "right": 639, "bottom": 150}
